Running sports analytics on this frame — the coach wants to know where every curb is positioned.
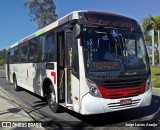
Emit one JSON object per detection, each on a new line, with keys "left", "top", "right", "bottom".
{"left": 152, "top": 87, "right": 160, "bottom": 91}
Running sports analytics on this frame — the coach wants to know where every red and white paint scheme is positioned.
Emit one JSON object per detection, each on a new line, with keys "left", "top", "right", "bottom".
{"left": 5, "top": 10, "right": 152, "bottom": 115}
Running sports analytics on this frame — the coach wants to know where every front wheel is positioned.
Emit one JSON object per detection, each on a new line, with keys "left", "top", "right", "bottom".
{"left": 47, "top": 85, "right": 61, "bottom": 113}
{"left": 13, "top": 76, "right": 20, "bottom": 91}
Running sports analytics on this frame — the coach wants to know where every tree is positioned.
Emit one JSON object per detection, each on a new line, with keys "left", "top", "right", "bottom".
{"left": 24, "top": 0, "right": 57, "bottom": 29}
{"left": 142, "top": 15, "right": 160, "bottom": 65}
{"left": 0, "top": 49, "right": 6, "bottom": 67}
{"left": 0, "top": 49, "right": 6, "bottom": 60}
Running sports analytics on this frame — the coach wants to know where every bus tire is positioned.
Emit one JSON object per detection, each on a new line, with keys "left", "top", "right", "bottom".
{"left": 13, "top": 76, "right": 20, "bottom": 91}
{"left": 47, "top": 85, "right": 60, "bottom": 113}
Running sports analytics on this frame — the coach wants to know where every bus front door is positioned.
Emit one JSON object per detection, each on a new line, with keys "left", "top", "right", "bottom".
{"left": 65, "top": 30, "right": 73, "bottom": 106}
{"left": 57, "top": 29, "right": 73, "bottom": 106}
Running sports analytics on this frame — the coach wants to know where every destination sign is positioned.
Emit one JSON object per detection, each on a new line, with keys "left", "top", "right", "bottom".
{"left": 91, "top": 61, "right": 119, "bottom": 70}
{"left": 83, "top": 12, "right": 139, "bottom": 29}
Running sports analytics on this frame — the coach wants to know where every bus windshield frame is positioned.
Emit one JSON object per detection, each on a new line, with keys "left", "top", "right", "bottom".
{"left": 81, "top": 26, "right": 149, "bottom": 77}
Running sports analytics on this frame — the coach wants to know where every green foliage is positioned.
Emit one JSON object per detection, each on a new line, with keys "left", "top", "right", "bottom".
{"left": 142, "top": 15, "right": 153, "bottom": 35}
{"left": 151, "top": 66, "right": 160, "bottom": 88}
{"left": 0, "top": 49, "right": 6, "bottom": 60}
{"left": 142, "top": 15, "right": 160, "bottom": 35}
{"left": 154, "top": 16, "right": 160, "bottom": 31}
{"left": 142, "top": 15, "right": 160, "bottom": 65}
{"left": 0, "top": 59, "right": 4, "bottom": 65}
{"left": 145, "top": 35, "right": 158, "bottom": 44}
{"left": 24, "top": 0, "right": 57, "bottom": 29}
{"left": 0, "top": 49, "right": 6, "bottom": 68}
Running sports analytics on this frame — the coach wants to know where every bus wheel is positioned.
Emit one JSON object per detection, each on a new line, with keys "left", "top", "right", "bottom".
{"left": 47, "top": 85, "right": 60, "bottom": 113}
{"left": 13, "top": 76, "right": 20, "bottom": 91}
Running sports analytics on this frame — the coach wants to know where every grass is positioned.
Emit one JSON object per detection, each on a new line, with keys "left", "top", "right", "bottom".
{"left": 151, "top": 66, "right": 160, "bottom": 88}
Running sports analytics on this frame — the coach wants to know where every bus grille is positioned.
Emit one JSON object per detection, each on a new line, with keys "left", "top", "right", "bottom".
{"left": 108, "top": 99, "right": 141, "bottom": 110}
{"left": 98, "top": 84, "right": 146, "bottom": 99}
{"left": 101, "top": 78, "right": 145, "bottom": 88}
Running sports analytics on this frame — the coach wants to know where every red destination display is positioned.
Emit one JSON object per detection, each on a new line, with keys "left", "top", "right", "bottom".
{"left": 83, "top": 12, "right": 139, "bottom": 29}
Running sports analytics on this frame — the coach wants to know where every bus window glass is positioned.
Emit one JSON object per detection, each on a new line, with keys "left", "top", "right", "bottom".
{"left": 10, "top": 48, "right": 14, "bottom": 63}
{"left": 14, "top": 46, "right": 19, "bottom": 63}
{"left": 82, "top": 27, "right": 148, "bottom": 75}
{"left": 20, "top": 43, "right": 28, "bottom": 62}
{"left": 39, "top": 36, "right": 45, "bottom": 61}
{"left": 66, "top": 32, "right": 73, "bottom": 67}
{"left": 28, "top": 38, "right": 39, "bottom": 62}
{"left": 43, "top": 33, "right": 55, "bottom": 61}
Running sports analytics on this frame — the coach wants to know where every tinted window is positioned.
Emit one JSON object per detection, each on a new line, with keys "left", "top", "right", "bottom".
{"left": 14, "top": 46, "right": 19, "bottom": 62}
{"left": 72, "top": 35, "right": 79, "bottom": 72}
{"left": 66, "top": 32, "right": 73, "bottom": 67}
{"left": 5, "top": 50, "right": 10, "bottom": 64}
{"left": 44, "top": 33, "right": 55, "bottom": 61}
{"left": 10, "top": 48, "right": 14, "bottom": 63}
{"left": 20, "top": 43, "right": 28, "bottom": 62}
{"left": 39, "top": 35, "right": 45, "bottom": 61}
{"left": 28, "top": 38, "right": 39, "bottom": 62}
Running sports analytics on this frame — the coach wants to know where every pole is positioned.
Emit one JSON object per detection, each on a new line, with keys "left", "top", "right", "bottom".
{"left": 152, "top": 29, "right": 155, "bottom": 66}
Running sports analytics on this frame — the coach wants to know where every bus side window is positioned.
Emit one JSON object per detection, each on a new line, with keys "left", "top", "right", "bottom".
{"left": 72, "top": 35, "right": 79, "bottom": 73}
{"left": 14, "top": 46, "right": 19, "bottom": 63}
{"left": 5, "top": 50, "right": 10, "bottom": 64}
{"left": 39, "top": 36, "right": 45, "bottom": 61}
{"left": 10, "top": 48, "right": 14, "bottom": 63}
{"left": 28, "top": 38, "right": 39, "bottom": 62}
{"left": 20, "top": 43, "right": 28, "bottom": 62}
{"left": 44, "top": 33, "right": 55, "bottom": 61}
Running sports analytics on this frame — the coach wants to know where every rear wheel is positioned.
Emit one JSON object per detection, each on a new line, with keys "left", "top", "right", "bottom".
{"left": 47, "top": 85, "right": 60, "bottom": 113}
{"left": 13, "top": 76, "right": 20, "bottom": 91}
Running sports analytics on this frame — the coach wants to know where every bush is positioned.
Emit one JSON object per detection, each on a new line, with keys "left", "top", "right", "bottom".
{"left": 151, "top": 66, "right": 160, "bottom": 88}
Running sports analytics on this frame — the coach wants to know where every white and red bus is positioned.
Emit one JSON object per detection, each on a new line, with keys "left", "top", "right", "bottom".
{"left": 5, "top": 11, "right": 152, "bottom": 115}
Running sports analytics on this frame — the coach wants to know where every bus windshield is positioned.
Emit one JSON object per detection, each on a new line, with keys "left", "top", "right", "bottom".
{"left": 82, "top": 27, "right": 149, "bottom": 76}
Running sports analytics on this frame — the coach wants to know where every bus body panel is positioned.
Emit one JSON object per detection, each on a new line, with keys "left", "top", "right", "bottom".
{"left": 45, "top": 62, "right": 58, "bottom": 102}
{"left": 80, "top": 88, "right": 152, "bottom": 115}
{"left": 8, "top": 62, "right": 57, "bottom": 99}
{"left": 5, "top": 64, "right": 9, "bottom": 81}
{"left": 78, "top": 40, "right": 90, "bottom": 102}
{"left": 71, "top": 75, "right": 80, "bottom": 112}
{"left": 27, "top": 63, "right": 45, "bottom": 96}
{"left": 17, "top": 64, "right": 29, "bottom": 89}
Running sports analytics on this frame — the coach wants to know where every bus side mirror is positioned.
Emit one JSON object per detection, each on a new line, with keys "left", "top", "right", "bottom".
{"left": 75, "top": 24, "right": 81, "bottom": 38}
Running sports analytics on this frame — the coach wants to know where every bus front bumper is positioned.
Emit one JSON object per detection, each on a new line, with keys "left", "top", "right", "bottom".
{"left": 80, "top": 88, "right": 152, "bottom": 115}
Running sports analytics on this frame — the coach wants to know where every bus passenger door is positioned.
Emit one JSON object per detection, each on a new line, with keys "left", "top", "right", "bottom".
{"left": 57, "top": 29, "right": 80, "bottom": 110}
{"left": 57, "top": 31, "right": 73, "bottom": 105}
{"left": 65, "top": 30, "right": 73, "bottom": 106}
{"left": 57, "top": 32, "right": 65, "bottom": 102}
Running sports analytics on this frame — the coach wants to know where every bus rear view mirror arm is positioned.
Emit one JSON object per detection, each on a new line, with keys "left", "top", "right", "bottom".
{"left": 75, "top": 24, "right": 81, "bottom": 38}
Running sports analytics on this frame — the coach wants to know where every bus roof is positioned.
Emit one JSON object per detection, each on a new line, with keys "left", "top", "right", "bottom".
{"left": 6, "top": 10, "right": 136, "bottom": 50}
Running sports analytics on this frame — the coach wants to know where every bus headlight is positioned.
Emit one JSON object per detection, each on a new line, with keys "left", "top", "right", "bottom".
{"left": 86, "top": 79, "right": 102, "bottom": 97}
{"left": 146, "top": 76, "right": 152, "bottom": 92}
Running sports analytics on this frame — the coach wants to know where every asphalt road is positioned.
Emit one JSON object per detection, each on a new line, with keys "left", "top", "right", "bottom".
{"left": 0, "top": 70, "right": 159, "bottom": 130}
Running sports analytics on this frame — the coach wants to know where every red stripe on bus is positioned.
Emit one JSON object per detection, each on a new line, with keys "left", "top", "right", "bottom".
{"left": 98, "top": 84, "right": 146, "bottom": 99}
{"left": 23, "top": 38, "right": 29, "bottom": 43}
{"left": 51, "top": 72, "right": 56, "bottom": 84}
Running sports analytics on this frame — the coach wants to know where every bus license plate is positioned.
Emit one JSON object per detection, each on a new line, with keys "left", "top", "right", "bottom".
{"left": 120, "top": 99, "right": 132, "bottom": 106}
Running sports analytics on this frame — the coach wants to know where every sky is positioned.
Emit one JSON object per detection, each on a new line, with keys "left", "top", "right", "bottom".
{"left": 0, "top": 0, "right": 159, "bottom": 50}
